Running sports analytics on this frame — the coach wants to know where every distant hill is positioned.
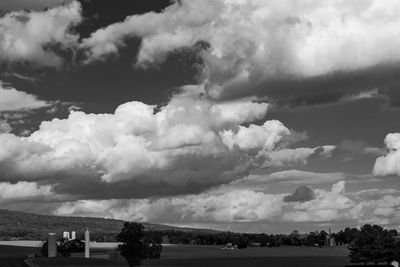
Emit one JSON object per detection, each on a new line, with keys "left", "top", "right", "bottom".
{"left": 0, "top": 209, "right": 219, "bottom": 241}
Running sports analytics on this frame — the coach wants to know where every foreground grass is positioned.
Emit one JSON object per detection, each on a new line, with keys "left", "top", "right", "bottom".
{"left": 30, "top": 245, "right": 352, "bottom": 267}
{"left": 0, "top": 245, "right": 39, "bottom": 257}
{"left": 6, "top": 244, "right": 392, "bottom": 267}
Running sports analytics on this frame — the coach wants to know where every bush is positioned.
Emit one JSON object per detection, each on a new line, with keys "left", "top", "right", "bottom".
{"left": 146, "top": 243, "right": 162, "bottom": 259}
{"left": 237, "top": 237, "right": 249, "bottom": 249}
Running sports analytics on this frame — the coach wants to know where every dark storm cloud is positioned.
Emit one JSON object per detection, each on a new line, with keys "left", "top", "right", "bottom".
{"left": 283, "top": 186, "right": 316, "bottom": 203}
{"left": 77, "top": 0, "right": 400, "bottom": 109}
{"left": 3, "top": 0, "right": 400, "bottom": 113}
{"left": 48, "top": 151, "right": 253, "bottom": 200}
{"left": 219, "top": 63, "right": 400, "bottom": 109}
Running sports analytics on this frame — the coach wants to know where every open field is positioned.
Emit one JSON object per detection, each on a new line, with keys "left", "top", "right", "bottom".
{"left": 140, "top": 245, "right": 352, "bottom": 267}
{"left": 2, "top": 244, "right": 392, "bottom": 267}
{"left": 0, "top": 245, "right": 39, "bottom": 267}
{"left": 0, "top": 245, "right": 39, "bottom": 257}
{"left": 157, "top": 244, "right": 349, "bottom": 258}
{"left": 30, "top": 245, "right": 353, "bottom": 267}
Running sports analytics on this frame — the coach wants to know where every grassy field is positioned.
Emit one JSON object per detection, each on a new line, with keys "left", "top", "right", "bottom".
{"left": 29, "top": 245, "right": 353, "bottom": 267}
{"left": 158, "top": 244, "right": 349, "bottom": 258}
{"left": 0, "top": 245, "right": 40, "bottom": 267}
{"left": 3, "top": 244, "right": 392, "bottom": 267}
{"left": 0, "top": 245, "right": 39, "bottom": 257}
{"left": 141, "top": 245, "right": 352, "bottom": 267}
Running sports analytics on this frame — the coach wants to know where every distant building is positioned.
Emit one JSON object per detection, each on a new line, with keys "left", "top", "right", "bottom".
{"left": 222, "top": 243, "right": 237, "bottom": 249}
{"left": 326, "top": 228, "right": 336, "bottom": 247}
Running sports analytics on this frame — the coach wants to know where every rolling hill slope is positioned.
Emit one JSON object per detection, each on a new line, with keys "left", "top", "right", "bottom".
{"left": 0, "top": 209, "right": 219, "bottom": 241}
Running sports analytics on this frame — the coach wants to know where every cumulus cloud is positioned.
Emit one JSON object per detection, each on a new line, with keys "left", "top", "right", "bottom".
{"left": 0, "top": 1, "right": 82, "bottom": 66}
{"left": 81, "top": 0, "right": 400, "bottom": 98}
{"left": 0, "top": 82, "right": 49, "bottom": 111}
{"left": 261, "top": 145, "right": 335, "bottom": 168}
{"left": 283, "top": 186, "right": 315, "bottom": 202}
{"left": 0, "top": 181, "right": 52, "bottom": 200}
{"left": 55, "top": 188, "right": 286, "bottom": 223}
{"left": 0, "top": 94, "right": 315, "bottom": 198}
{"left": 54, "top": 180, "right": 400, "bottom": 226}
{"left": 282, "top": 181, "right": 355, "bottom": 222}
{"left": 374, "top": 133, "right": 400, "bottom": 176}
{"left": 220, "top": 120, "right": 289, "bottom": 151}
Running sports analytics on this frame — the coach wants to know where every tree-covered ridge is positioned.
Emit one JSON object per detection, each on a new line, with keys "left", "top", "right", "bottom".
{"left": 0, "top": 209, "right": 218, "bottom": 241}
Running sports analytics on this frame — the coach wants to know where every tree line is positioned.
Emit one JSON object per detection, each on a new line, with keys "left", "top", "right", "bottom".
{"left": 37, "top": 222, "right": 400, "bottom": 266}
{"left": 117, "top": 223, "right": 400, "bottom": 266}
{"left": 135, "top": 227, "right": 369, "bottom": 247}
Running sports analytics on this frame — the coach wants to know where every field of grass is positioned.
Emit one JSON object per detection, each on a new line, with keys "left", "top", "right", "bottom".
{"left": 0, "top": 245, "right": 40, "bottom": 267}
{"left": 29, "top": 245, "right": 353, "bottom": 267}
{"left": 3, "top": 244, "right": 392, "bottom": 267}
{"left": 158, "top": 244, "right": 349, "bottom": 258}
{"left": 0, "top": 245, "right": 39, "bottom": 257}
{"left": 140, "top": 245, "right": 352, "bottom": 267}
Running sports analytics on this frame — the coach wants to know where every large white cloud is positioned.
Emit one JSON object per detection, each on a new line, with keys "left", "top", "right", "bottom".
{"left": 373, "top": 133, "right": 400, "bottom": 176}
{"left": 82, "top": 0, "right": 400, "bottom": 97}
{"left": 262, "top": 145, "right": 335, "bottom": 168}
{"left": 282, "top": 181, "right": 354, "bottom": 222}
{"left": 220, "top": 120, "right": 289, "bottom": 151}
{"left": 0, "top": 95, "right": 301, "bottom": 198}
{"left": 0, "top": 1, "right": 81, "bottom": 66}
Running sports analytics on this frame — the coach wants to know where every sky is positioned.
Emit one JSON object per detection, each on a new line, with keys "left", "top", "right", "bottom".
{"left": 0, "top": 0, "right": 400, "bottom": 234}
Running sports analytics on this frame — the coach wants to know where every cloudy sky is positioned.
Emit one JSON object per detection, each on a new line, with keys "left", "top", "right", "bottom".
{"left": 1, "top": 0, "right": 400, "bottom": 234}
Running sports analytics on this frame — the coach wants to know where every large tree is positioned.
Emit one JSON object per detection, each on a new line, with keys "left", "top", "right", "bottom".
{"left": 348, "top": 224, "right": 397, "bottom": 265}
{"left": 116, "top": 222, "right": 162, "bottom": 267}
